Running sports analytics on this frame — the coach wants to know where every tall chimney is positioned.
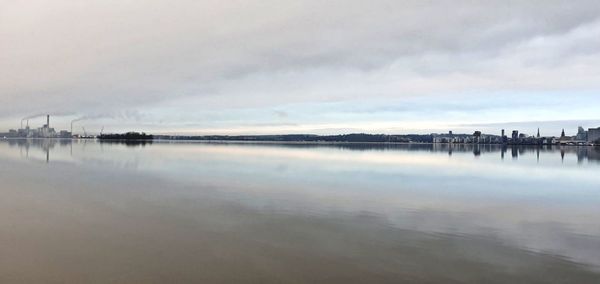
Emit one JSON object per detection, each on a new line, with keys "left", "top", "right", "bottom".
{"left": 47, "top": 115, "right": 50, "bottom": 128}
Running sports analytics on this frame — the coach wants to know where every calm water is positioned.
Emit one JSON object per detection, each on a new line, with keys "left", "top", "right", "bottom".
{"left": 1, "top": 139, "right": 600, "bottom": 283}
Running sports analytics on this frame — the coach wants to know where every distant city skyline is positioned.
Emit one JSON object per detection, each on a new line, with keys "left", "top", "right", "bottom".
{"left": 2, "top": 1, "right": 600, "bottom": 134}
{"left": 5, "top": 113, "right": 599, "bottom": 138}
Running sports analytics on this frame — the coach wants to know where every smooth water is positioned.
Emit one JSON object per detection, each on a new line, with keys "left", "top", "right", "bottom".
{"left": 1, "top": 139, "right": 599, "bottom": 283}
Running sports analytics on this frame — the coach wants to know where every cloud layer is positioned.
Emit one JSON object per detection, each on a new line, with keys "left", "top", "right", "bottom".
{"left": 1, "top": 0, "right": 600, "bottom": 133}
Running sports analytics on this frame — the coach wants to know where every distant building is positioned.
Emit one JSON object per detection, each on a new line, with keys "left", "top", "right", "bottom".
{"left": 540, "top": 137, "right": 555, "bottom": 145}
{"left": 37, "top": 115, "right": 56, "bottom": 138}
{"left": 432, "top": 131, "right": 489, "bottom": 144}
{"left": 473, "top": 131, "right": 482, "bottom": 143}
{"left": 8, "top": 115, "right": 71, "bottom": 138}
{"left": 433, "top": 131, "right": 457, "bottom": 143}
{"left": 589, "top": 128, "right": 600, "bottom": 144}
{"left": 59, "top": 130, "right": 72, "bottom": 138}
{"left": 559, "top": 136, "right": 574, "bottom": 143}
{"left": 511, "top": 130, "right": 519, "bottom": 140}
{"left": 575, "top": 126, "right": 588, "bottom": 142}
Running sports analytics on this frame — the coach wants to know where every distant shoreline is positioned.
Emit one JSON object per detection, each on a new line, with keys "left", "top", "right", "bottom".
{"left": 156, "top": 139, "right": 600, "bottom": 147}
{"left": 3, "top": 137, "right": 598, "bottom": 148}
{"left": 3, "top": 129, "right": 598, "bottom": 146}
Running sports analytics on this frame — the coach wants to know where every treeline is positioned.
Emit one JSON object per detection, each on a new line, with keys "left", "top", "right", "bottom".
{"left": 98, "top": 132, "right": 153, "bottom": 140}
{"left": 155, "top": 133, "right": 434, "bottom": 143}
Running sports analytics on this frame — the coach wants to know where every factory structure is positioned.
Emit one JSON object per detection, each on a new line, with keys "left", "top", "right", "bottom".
{"left": 2, "top": 115, "right": 72, "bottom": 138}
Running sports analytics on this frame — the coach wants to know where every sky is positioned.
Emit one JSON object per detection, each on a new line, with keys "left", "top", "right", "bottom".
{"left": 1, "top": 0, "right": 600, "bottom": 136}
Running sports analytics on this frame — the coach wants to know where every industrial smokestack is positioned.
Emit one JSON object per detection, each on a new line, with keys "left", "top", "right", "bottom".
{"left": 47, "top": 115, "right": 50, "bottom": 128}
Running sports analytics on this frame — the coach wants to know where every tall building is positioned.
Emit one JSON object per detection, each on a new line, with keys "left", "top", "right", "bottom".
{"left": 588, "top": 128, "right": 600, "bottom": 144}
{"left": 537, "top": 128, "right": 540, "bottom": 138}
{"left": 511, "top": 130, "right": 519, "bottom": 140}
{"left": 501, "top": 129, "right": 508, "bottom": 144}
{"left": 38, "top": 115, "right": 56, "bottom": 138}
{"left": 576, "top": 126, "right": 588, "bottom": 141}
{"left": 473, "top": 131, "right": 481, "bottom": 143}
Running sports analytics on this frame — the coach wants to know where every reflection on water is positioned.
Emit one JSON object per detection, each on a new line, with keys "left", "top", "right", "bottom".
{"left": 8, "top": 139, "right": 600, "bottom": 164}
{"left": 1, "top": 139, "right": 600, "bottom": 283}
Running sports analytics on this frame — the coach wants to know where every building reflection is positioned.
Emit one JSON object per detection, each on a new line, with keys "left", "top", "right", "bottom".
{"left": 1, "top": 139, "right": 600, "bottom": 164}
{"left": 2, "top": 139, "right": 150, "bottom": 163}
{"left": 7, "top": 138, "right": 63, "bottom": 163}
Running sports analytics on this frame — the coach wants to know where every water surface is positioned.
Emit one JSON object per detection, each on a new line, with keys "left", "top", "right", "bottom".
{"left": 1, "top": 139, "right": 599, "bottom": 283}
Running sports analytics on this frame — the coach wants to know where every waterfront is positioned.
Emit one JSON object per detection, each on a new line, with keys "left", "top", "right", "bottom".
{"left": 1, "top": 139, "right": 600, "bottom": 283}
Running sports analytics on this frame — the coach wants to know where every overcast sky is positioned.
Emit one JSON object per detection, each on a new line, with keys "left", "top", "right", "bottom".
{"left": 1, "top": 0, "right": 600, "bottom": 135}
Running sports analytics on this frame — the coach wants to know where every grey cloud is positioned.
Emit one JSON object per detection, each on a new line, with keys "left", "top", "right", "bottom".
{"left": 1, "top": 0, "right": 600, "bottom": 123}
